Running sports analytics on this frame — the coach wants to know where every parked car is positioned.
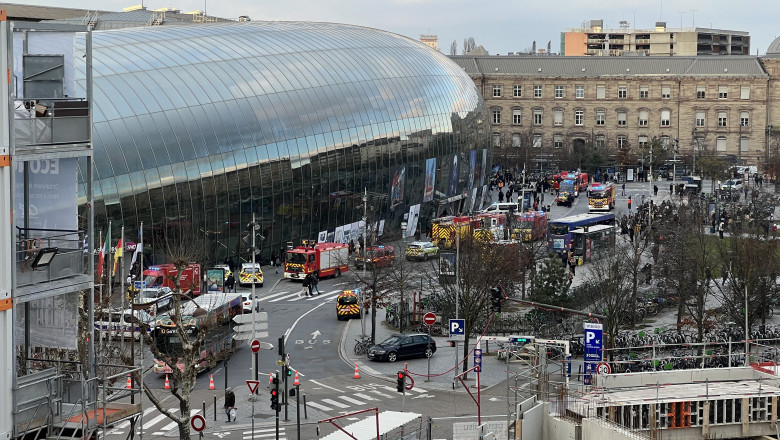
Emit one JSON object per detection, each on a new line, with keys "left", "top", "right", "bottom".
{"left": 481, "top": 202, "right": 522, "bottom": 214}
{"left": 135, "top": 287, "right": 174, "bottom": 315}
{"left": 367, "top": 333, "right": 436, "bottom": 362}
{"left": 241, "top": 293, "right": 260, "bottom": 314}
{"left": 556, "top": 192, "right": 574, "bottom": 207}
{"left": 95, "top": 308, "right": 155, "bottom": 340}
{"left": 239, "top": 262, "right": 263, "bottom": 287}
{"left": 720, "top": 179, "right": 743, "bottom": 192}
{"left": 405, "top": 242, "right": 439, "bottom": 261}
{"left": 355, "top": 245, "right": 395, "bottom": 270}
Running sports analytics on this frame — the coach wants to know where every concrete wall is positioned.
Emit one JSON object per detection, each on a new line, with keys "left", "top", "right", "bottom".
{"left": 597, "top": 367, "right": 773, "bottom": 389}
{"left": 581, "top": 418, "right": 636, "bottom": 439}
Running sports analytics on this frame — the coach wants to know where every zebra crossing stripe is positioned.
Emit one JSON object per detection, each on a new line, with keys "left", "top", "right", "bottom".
{"left": 259, "top": 290, "right": 291, "bottom": 301}
{"left": 306, "top": 290, "right": 342, "bottom": 301}
{"left": 242, "top": 427, "right": 283, "bottom": 434}
{"left": 158, "top": 409, "right": 198, "bottom": 433}
{"left": 306, "top": 401, "right": 332, "bottom": 411}
{"left": 242, "top": 433, "right": 284, "bottom": 440}
{"left": 352, "top": 393, "right": 379, "bottom": 401}
{"left": 111, "top": 407, "right": 156, "bottom": 431}
{"left": 320, "top": 398, "right": 350, "bottom": 408}
{"left": 368, "top": 389, "right": 394, "bottom": 399}
{"left": 336, "top": 395, "right": 367, "bottom": 405}
{"left": 143, "top": 413, "right": 169, "bottom": 430}
{"left": 380, "top": 384, "right": 427, "bottom": 394}
{"left": 270, "top": 292, "right": 301, "bottom": 302}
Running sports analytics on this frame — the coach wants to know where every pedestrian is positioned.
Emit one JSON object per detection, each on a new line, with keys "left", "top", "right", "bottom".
{"left": 299, "top": 277, "right": 310, "bottom": 297}
{"left": 627, "top": 195, "right": 632, "bottom": 211}
{"left": 304, "top": 273, "right": 315, "bottom": 296}
{"left": 506, "top": 188, "right": 513, "bottom": 203}
{"left": 567, "top": 251, "right": 576, "bottom": 276}
{"left": 621, "top": 183, "right": 625, "bottom": 196}
{"left": 669, "top": 183, "right": 674, "bottom": 196}
{"left": 311, "top": 272, "right": 321, "bottom": 295}
{"left": 224, "top": 387, "right": 236, "bottom": 422}
{"left": 498, "top": 190, "right": 504, "bottom": 203}
{"left": 718, "top": 220, "right": 725, "bottom": 239}
{"left": 225, "top": 273, "right": 236, "bottom": 293}
{"left": 653, "top": 185, "right": 658, "bottom": 196}
{"left": 275, "top": 256, "right": 281, "bottom": 274}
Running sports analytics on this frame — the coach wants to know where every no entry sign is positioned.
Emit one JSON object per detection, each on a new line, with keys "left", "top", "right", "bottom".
{"left": 251, "top": 339, "right": 261, "bottom": 353}
{"left": 423, "top": 312, "right": 436, "bottom": 326}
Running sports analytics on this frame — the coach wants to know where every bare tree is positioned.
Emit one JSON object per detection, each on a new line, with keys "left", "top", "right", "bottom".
{"left": 450, "top": 40, "right": 457, "bottom": 56}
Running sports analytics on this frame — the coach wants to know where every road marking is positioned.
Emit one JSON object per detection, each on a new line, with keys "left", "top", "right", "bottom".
{"left": 242, "top": 427, "right": 282, "bottom": 434}
{"left": 306, "top": 401, "right": 333, "bottom": 411}
{"left": 242, "top": 432, "right": 285, "bottom": 440}
{"left": 259, "top": 290, "right": 291, "bottom": 301}
{"left": 112, "top": 406, "right": 156, "bottom": 430}
{"left": 337, "top": 395, "right": 367, "bottom": 405}
{"left": 283, "top": 302, "right": 328, "bottom": 344}
{"left": 306, "top": 290, "right": 342, "bottom": 301}
{"left": 309, "top": 379, "right": 341, "bottom": 392}
{"left": 353, "top": 393, "right": 379, "bottom": 401}
{"left": 158, "top": 409, "right": 199, "bottom": 433}
{"left": 271, "top": 292, "right": 302, "bottom": 302}
{"left": 143, "top": 412, "right": 172, "bottom": 430}
{"left": 320, "top": 398, "right": 350, "bottom": 408}
{"left": 369, "top": 389, "right": 394, "bottom": 399}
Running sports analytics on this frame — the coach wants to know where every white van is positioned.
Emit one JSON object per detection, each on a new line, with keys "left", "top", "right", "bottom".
{"left": 481, "top": 202, "right": 522, "bottom": 214}
{"left": 95, "top": 308, "right": 155, "bottom": 340}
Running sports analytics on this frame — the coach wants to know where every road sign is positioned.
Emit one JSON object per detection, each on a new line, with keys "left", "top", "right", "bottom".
{"left": 474, "top": 348, "right": 482, "bottom": 372}
{"left": 232, "top": 323, "right": 269, "bottom": 333}
{"left": 232, "top": 312, "right": 269, "bottom": 324}
{"left": 133, "top": 281, "right": 146, "bottom": 290}
{"left": 251, "top": 339, "right": 261, "bottom": 353}
{"left": 423, "top": 312, "right": 436, "bottom": 326}
{"left": 596, "top": 362, "right": 611, "bottom": 375}
{"left": 190, "top": 414, "right": 206, "bottom": 432}
{"left": 583, "top": 322, "right": 603, "bottom": 384}
{"left": 449, "top": 319, "right": 465, "bottom": 341}
{"left": 246, "top": 380, "right": 260, "bottom": 394}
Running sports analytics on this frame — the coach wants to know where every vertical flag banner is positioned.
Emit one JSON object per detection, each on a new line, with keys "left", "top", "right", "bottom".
{"left": 112, "top": 237, "right": 123, "bottom": 277}
{"left": 97, "top": 223, "right": 111, "bottom": 278}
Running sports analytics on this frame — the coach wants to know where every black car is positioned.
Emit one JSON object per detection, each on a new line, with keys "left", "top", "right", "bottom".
{"left": 367, "top": 333, "right": 436, "bottom": 362}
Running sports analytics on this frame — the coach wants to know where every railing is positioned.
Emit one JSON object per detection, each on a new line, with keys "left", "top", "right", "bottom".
{"left": 14, "top": 98, "right": 90, "bottom": 146}
{"left": 15, "top": 227, "right": 86, "bottom": 287}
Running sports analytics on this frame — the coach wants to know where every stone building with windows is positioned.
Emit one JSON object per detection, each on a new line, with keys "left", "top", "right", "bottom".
{"left": 450, "top": 55, "right": 769, "bottom": 170}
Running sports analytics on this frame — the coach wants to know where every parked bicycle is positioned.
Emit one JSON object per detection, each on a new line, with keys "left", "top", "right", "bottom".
{"left": 354, "top": 338, "right": 372, "bottom": 355}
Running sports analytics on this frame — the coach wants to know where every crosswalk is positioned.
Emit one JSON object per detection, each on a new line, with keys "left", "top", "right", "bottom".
{"left": 263, "top": 289, "right": 343, "bottom": 303}
{"left": 305, "top": 384, "right": 430, "bottom": 412}
{"left": 242, "top": 427, "right": 286, "bottom": 439}
{"left": 106, "top": 406, "right": 203, "bottom": 437}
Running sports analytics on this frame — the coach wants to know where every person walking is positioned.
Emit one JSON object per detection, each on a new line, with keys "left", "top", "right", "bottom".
{"left": 224, "top": 387, "right": 236, "bottom": 422}
{"left": 310, "top": 272, "right": 321, "bottom": 295}
{"left": 669, "top": 183, "right": 674, "bottom": 197}
{"left": 627, "top": 195, "right": 632, "bottom": 212}
{"left": 653, "top": 185, "right": 658, "bottom": 196}
{"left": 225, "top": 273, "right": 236, "bottom": 293}
{"left": 621, "top": 182, "right": 625, "bottom": 196}
{"left": 275, "top": 255, "right": 281, "bottom": 274}
{"left": 305, "top": 273, "right": 315, "bottom": 296}
{"left": 506, "top": 188, "right": 513, "bottom": 203}
{"left": 497, "top": 190, "right": 504, "bottom": 203}
{"left": 718, "top": 220, "right": 725, "bottom": 239}
{"left": 299, "top": 277, "right": 311, "bottom": 297}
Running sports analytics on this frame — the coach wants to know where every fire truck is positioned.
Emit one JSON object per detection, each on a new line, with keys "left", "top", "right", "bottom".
{"left": 473, "top": 213, "right": 506, "bottom": 242}
{"left": 284, "top": 240, "right": 349, "bottom": 279}
{"left": 517, "top": 211, "right": 549, "bottom": 242}
{"left": 142, "top": 263, "right": 202, "bottom": 296}
{"left": 431, "top": 216, "right": 476, "bottom": 249}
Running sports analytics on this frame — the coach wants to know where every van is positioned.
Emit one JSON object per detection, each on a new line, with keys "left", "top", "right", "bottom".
{"left": 95, "top": 308, "right": 155, "bottom": 340}
{"left": 481, "top": 202, "right": 522, "bottom": 214}
{"left": 336, "top": 290, "right": 361, "bottom": 320}
{"left": 355, "top": 246, "right": 395, "bottom": 270}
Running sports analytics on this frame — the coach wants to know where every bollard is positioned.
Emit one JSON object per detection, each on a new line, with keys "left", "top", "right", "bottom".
{"left": 303, "top": 394, "right": 308, "bottom": 419}
{"left": 203, "top": 401, "right": 206, "bottom": 417}
{"left": 214, "top": 395, "right": 217, "bottom": 421}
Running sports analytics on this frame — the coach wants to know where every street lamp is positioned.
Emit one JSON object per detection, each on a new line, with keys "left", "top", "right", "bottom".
{"left": 692, "top": 128, "right": 698, "bottom": 175}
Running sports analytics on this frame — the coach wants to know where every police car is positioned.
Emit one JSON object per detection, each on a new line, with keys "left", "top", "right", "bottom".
{"left": 239, "top": 263, "right": 263, "bottom": 287}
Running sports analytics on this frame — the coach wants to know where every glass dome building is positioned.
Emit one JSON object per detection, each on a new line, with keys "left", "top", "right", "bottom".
{"left": 76, "top": 21, "right": 490, "bottom": 265}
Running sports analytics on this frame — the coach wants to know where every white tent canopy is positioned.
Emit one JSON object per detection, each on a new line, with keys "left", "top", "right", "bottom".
{"left": 320, "top": 411, "right": 422, "bottom": 440}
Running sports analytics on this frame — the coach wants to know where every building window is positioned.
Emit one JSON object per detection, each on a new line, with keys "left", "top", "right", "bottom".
{"left": 554, "top": 134, "right": 563, "bottom": 148}
{"left": 596, "top": 85, "right": 606, "bottom": 99}
{"left": 661, "top": 110, "right": 670, "bottom": 126}
{"left": 553, "top": 109, "right": 563, "bottom": 126}
{"left": 534, "top": 85, "right": 542, "bottom": 98}
{"left": 638, "top": 135, "right": 648, "bottom": 148}
{"left": 533, "top": 134, "right": 542, "bottom": 148}
{"left": 639, "top": 110, "right": 648, "bottom": 126}
{"left": 718, "top": 111, "right": 727, "bottom": 127}
{"left": 492, "top": 84, "right": 502, "bottom": 97}
{"left": 740, "top": 137, "right": 749, "bottom": 152}
{"left": 740, "top": 111, "right": 749, "bottom": 127}
{"left": 661, "top": 86, "right": 671, "bottom": 99}
{"left": 617, "top": 110, "right": 627, "bottom": 126}
{"left": 533, "top": 109, "right": 543, "bottom": 125}
{"left": 718, "top": 86, "right": 728, "bottom": 99}
{"left": 640, "top": 86, "right": 649, "bottom": 98}
{"left": 575, "top": 85, "right": 585, "bottom": 98}
{"left": 492, "top": 109, "right": 501, "bottom": 124}
{"left": 555, "top": 85, "right": 564, "bottom": 98}
{"left": 741, "top": 86, "right": 750, "bottom": 99}
{"left": 617, "top": 135, "right": 627, "bottom": 148}
{"left": 575, "top": 110, "right": 584, "bottom": 126}
{"left": 696, "top": 111, "right": 705, "bottom": 127}
{"left": 492, "top": 133, "right": 501, "bottom": 147}
{"left": 697, "top": 85, "right": 706, "bottom": 99}
{"left": 618, "top": 86, "right": 627, "bottom": 98}
{"left": 512, "top": 108, "right": 522, "bottom": 125}
{"left": 596, "top": 110, "right": 605, "bottom": 126}
{"left": 595, "top": 135, "right": 605, "bottom": 148}
{"left": 513, "top": 85, "right": 522, "bottom": 97}
{"left": 716, "top": 136, "right": 726, "bottom": 151}
{"left": 512, "top": 133, "right": 521, "bottom": 148}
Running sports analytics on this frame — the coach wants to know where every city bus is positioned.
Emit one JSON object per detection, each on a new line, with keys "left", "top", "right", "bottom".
{"left": 588, "top": 183, "right": 616, "bottom": 211}
{"left": 151, "top": 292, "right": 242, "bottom": 374}
{"left": 547, "top": 213, "right": 616, "bottom": 256}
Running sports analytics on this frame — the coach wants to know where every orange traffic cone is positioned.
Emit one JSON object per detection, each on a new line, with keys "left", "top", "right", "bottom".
{"left": 164, "top": 374, "right": 170, "bottom": 390}
{"left": 209, "top": 374, "right": 215, "bottom": 390}
{"left": 268, "top": 372, "right": 273, "bottom": 386}
{"left": 126, "top": 374, "right": 132, "bottom": 389}
{"left": 353, "top": 363, "right": 360, "bottom": 379}
{"left": 293, "top": 370, "right": 300, "bottom": 386}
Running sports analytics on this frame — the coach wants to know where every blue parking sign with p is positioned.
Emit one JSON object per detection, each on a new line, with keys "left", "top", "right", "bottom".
{"left": 449, "top": 319, "right": 465, "bottom": 341}
{"left": 583, "top": 322, "right": 603, "bottom": 385}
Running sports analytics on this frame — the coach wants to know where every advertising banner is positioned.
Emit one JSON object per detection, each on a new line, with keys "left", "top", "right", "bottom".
{"left": 389, "top": 165, "right": 406, "bottom": 211}
{"left": 448, "top": 154, "right": 459, "bottom": 197}
{"left": 407, "top": 204, "right": 420, "bottom": 238}
{"left": 468, "top": 150, "right": 476, "bottom": 190}
{"left": 14, "top": 158, "right": 78, "bottom": 232}
{"left": 583, "top": 322, "right": 603, "bottom": 384}
{"left": 439, "top": 253, "right": 455, "bottom": 276}
{"left": 207, "top": 268, "right": 225, "bottom": 292}
{"left": 423, "top": 158, "right": 436, "bottom": 202}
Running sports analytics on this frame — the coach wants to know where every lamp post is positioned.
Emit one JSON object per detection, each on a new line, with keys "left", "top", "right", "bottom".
{"left": 673, "top": 139, "right": 679, "bottom": 189}
{"left": 692, "top": 128, "right": 698, "bottom": 175}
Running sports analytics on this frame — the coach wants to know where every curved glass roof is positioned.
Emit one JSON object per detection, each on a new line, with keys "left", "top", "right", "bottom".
{"left": 75, "top": 21, "right": 488, "bottom": 261}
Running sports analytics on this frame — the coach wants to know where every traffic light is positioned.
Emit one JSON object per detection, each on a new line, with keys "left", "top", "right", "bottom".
{"left": 396, "top": 371, "right": 406, "bottom": 392}
{"left": 270, "top": 389, "right": 279, "bottom": 411}
{"left": 490, "top": 286, "right": 502, "bottom": 313}
{"left": 285, "top": 365, "right": 293, "bottom": 377}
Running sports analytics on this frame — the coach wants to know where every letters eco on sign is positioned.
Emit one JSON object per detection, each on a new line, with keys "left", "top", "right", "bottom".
{"left": 583, "top": 322, "right": 603, "bottom": 384}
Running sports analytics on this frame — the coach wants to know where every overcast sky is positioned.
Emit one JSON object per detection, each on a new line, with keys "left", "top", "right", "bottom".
{"left": 27, "top": 0, "right": 780, "bottom": 55}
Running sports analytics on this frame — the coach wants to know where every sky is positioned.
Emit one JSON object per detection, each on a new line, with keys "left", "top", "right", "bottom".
{"left": 25, "top": 0, "right": 780, "bottom": 55}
